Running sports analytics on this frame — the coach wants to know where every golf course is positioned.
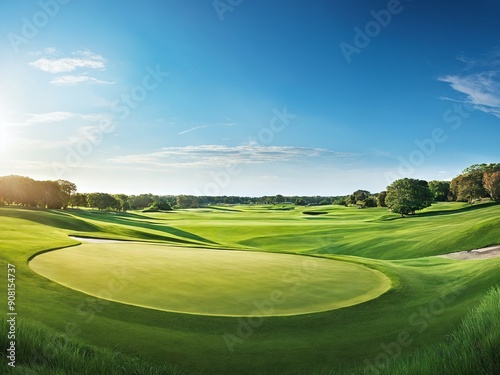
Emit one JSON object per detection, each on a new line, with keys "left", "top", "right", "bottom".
{"left": 29, "top": 239, "right": 391, "bottom": 316}
{"left": 1, "top": 201, "right": 499, "bottom": 374}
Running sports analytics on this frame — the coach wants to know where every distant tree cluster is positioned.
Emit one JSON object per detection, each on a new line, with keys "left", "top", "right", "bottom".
{"left": 0, "top": 175, "right": 76, "bottom": 209}
{"left": 328, "top": 190, "right": 383, "bottom": 208}
{"left": 191, "top": 195, "right": 342, "bottom": 206}
{"left": 71, "top": 193, "right": 175, "bottom": 212}
{"left": 2, "top": 162, "right": 498, "bottom": 214}
{"left": 449, "top": 163, "right": 500, "bottom": 204}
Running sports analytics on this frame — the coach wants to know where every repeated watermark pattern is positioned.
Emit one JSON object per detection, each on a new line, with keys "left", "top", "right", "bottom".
{"left": 339, "top": 0, "right": 409, "bottom": 64}
{"left": 223, "top": 257, "right": 319, "bottom": 353}
{"left": 363, "top": 281, "right": 465, "bottom": 374}
{"left": 7, "top": 0, "right": 72, "bottom": 54}
{"left": 52, "top": 65, "right": 169, "bottom": 179}
{"left": 193, "top": 106, "right": 297, "bottom": 196}
{"left": 213, "top": 0, "right": 243, "bottom": 22}
{"left": 384, "top": 101, "right": 473, "bottom": 183}
{"left": 35, "top": 266, "right": 136, "bottom": 365}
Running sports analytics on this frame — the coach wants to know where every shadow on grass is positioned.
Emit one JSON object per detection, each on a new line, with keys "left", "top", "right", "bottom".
{"left": 205, "top": 206, "right": 243, "bottom": 212}
{"left": 413, "top": 201, "right": 498, "bottom": 218}
{"left": 67, "top": 209, "right": 218, "bottom": 245}
{"left": 381, "top": 201, "right": 499, "bottom": 221}
{"left": 0, "top": 206, "right": 99, "bottom": 232}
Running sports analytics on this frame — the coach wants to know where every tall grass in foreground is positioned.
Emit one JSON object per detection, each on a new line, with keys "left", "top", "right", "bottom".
{"left": 338, "top": 286, "right": 500, "bottom": 375}
{"left": 1, "top": 321, "right": 190, "bottom": 375}
{"left": 2, "top": 286, "right": 499, "bottom": 375}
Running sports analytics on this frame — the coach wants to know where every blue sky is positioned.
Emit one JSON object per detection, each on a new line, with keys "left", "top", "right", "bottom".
{"left": 0, "top": 0, "right": 499, "bottom": 196}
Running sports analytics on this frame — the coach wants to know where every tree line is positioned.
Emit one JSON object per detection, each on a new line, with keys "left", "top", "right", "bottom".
{"left": 0, "top": 175, "right": 76, "bottom": 209}
{"left": 449, "top": 163, "right": 500, "bottom": 203}
{"left": 343, "top": 163, "right": 500, "bottom": 217}
{"left": 0, "top": 163, "right": 498, "bottom": 213}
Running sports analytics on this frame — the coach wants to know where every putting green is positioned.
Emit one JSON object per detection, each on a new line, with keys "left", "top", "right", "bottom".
{"left": 29, "top": 239, "right": 391, "bottom": 316}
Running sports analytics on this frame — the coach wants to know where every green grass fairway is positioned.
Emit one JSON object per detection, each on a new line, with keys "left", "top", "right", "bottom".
{"left": 29, "top": 239, "right": 390, "bottom": 316}
{"left": 1, "top": 203, "right": 499, "bottom": 374}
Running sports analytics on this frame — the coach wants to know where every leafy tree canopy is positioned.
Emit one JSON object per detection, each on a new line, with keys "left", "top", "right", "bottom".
{"left": 386, "top": 178, "right": 433, "bottom": 217}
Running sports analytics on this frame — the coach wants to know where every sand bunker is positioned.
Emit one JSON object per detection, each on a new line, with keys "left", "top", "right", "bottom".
{"left": 438, "top": 245, "right": 500, "bottom": 260}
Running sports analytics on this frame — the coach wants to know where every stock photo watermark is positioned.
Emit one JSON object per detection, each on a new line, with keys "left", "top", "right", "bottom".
{"left": 52, "top": 65, "right": 169, "bottom": 179}
{"left": 111, "top": 65, "right": 169, "bottom": 119}
{"left": 213, "top": 0, "right": 243, "bottom": 21}
{"left": 6, "top": 264, "right": 17, "bottom": 368}
{"left": 339, "top": 0, "right": 408, "bottom": 64}
{"left": 384, "top": 101, "right": 473, "bottom": 183}
{"left": 38, "top": 266, "right": 135, "bottom": 364}
{"left": 363, "top": 281, "right": 464, "bottom": 374}
{"left": 193, "top": 106, "right": 297, "bottom": 196}
{"left": 7, "top": 0, "right": 72, "bottom": 54}
{"left": 223, "top": 258, "right": 318, "bottom": 353}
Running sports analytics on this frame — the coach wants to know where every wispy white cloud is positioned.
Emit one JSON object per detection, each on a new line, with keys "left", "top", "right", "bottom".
{"left": 11, "top": 112, "right": 112, "bottom": 127}
{"left": 456, "top": 48, "right": 500, "bottom": 71}
{"left": 439, "top": 72, "right": 500, "bottom": 117}
{"left": 28, "top": 47, "right": 59, "bottom": 57}
{"left": 29, "top": 49, "right": 112, "bottom": 86}
{"left": 9, "top": 124, "right": 110, "bottom": 150}
{"left": 109, "top": 144, "right": 357, "bottom": 168}
{"left": 50, "top": 74, "right": 115, "bottom": 86}
{"left": 30, "top": 56, "right": 105, "bottom": 73}
{"left": 439, "top": 49, "right": 500, "bottom": 118}
{"left": 177, "top": 122, "right": 237, "bottom": 135}
{"left": 24, "top": 111, "right": 75, "bottom": 124}
{"left": 178, "top": 125, "right": 209, "bottom": 135}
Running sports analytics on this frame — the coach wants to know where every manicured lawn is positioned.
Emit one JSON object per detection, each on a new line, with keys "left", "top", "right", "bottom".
{"left": 30, "top": 240, "right": 390, "bottom": 316}
{"left": 0, "top": 202, "right": 499, "bottom": 374}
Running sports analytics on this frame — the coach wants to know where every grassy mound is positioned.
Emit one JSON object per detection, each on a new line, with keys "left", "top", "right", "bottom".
{"left": 2, "top": 287, "right": 498, "bottom": 375}
{"left": 346, "top": 286, "right": 500, "bottom": 375}
{"left": 0, "top": 203, "right": 499, "bottom": 374}
{"left": 30, "top": 241, "right": 390, "bottom": 316}
{"left": 0, "top": 320, "right": 188, "bottom": 375}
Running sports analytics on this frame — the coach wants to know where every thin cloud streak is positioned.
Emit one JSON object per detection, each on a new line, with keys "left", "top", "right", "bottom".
{"left": 13, "top": 112, "right": 112, "bottom": 126}
{"left": 50, "top": 75, "right": 115, "bottom": 86}
{"left": 178, "top": 122, "right": 237, "bottom": 135}
{"left": 178, "top": 125, "right": 209, "bottom": 135}
{"left": 109, "top": 144, "right": 358, "bottom": 168}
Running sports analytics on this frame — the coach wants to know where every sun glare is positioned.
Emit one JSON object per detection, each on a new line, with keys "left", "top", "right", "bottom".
{"left": 0, "top": 115, "right": 12, "bottom": 154}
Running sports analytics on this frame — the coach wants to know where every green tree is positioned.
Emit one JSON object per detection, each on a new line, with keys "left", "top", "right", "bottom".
{"left": 483, "top": 171, "right": 500, "bottom": 201}
{"left": 295, "top": 197, "right": 306, "bottom": 206}
{"left": 457, "top": 173, "right": 484, "bottom": 204}
{"left": 333, "top": 197, "right": 348, "bottom": 206}
{"left": 87, "top": 193, "right": 120, "bottom": 210}
{"left": 150, "top": 197, "right": 173, "bottom": 211}
{"left": 69, "top": 193, "right": 88, "bottom": 208}
{"left": 40, "top": 180, "right": 63, "bottom": 209}
{"left": 363, "top": 196, "right": 377, "bottom": 208}
{"left": 450, "top": 163, "right": 500, "bottom": 202}
{"left": 377, "top": 191, "right": 387, "bottom": 207}
{"left": 57, "top": 180, "right": 77, "bottom": 209}
{"left": 449, "top": 175, "right": 462, "bottom": 201}
{"left": 274, "top": 194, "right": 285, "bottom": 204}
{"left": 428, "top": 180, "right": 450, "bottom": 201}
{"left": 386, "top": 178, "right": 433, "bottom": 217}
{"left": 129, "top": 194, "right": 155, "bottom": 210}
{"left": 114, "top": 194, "right": 131, "bottom": 211}
{"left": 351, "top": 190, "right": 370, "bottom": 202}
{"left": 176, "top": 195, "right": 198, "bottom": 209}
